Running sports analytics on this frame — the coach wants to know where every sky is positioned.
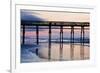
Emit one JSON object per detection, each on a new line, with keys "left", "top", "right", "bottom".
{"left": 21, "top": 9, "right": 90, "bottom": 22}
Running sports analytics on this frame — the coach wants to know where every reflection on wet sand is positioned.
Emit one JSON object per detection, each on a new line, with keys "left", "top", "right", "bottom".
{"left": 38, "top": 43, "right": 89, "bottom": 61}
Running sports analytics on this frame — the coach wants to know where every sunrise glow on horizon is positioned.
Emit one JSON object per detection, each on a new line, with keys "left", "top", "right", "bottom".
{"left": 21, "top": 9, "right": 90, "bottom": 22}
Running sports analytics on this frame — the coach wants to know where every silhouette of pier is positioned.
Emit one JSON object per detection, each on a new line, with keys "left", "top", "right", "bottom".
{"left": 21, "top": 21, "right": 89, "bottom": 60}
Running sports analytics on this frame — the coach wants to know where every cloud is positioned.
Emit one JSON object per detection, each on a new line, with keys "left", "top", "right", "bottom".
{"left": 21, "top": 9, "right": 45, "bottom": 21}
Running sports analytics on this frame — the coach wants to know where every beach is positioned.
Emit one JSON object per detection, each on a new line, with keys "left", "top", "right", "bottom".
{"left": 21, "top": 42, "right": 89, "bottom": 63}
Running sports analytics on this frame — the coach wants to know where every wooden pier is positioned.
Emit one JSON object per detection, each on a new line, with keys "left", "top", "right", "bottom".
{"left": 21, "top": 21, "right": 89, "bottom": 60}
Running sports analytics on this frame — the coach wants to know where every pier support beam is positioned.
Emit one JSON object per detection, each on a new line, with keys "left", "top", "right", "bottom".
{"left": 48, "top": 23, "right": 51, "bottom": 60}
{"left": 70, "top": 26, "right": 74, "bottom": 60}
{"left": 36, "top": 25, "right": 39, "bottom": 55}
{"left": 60, "top": 26, "right": 63, "bottom": 60}
{"left": 22, "top": 25, "right": 25, "bottom": 44}
{"left": 80, "top": 26, "right": 85, "bottom": 59}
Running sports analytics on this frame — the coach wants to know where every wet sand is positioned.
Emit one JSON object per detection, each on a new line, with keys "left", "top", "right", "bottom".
{"left": 38, "top": 43, "right": 89, "bottom": 61}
